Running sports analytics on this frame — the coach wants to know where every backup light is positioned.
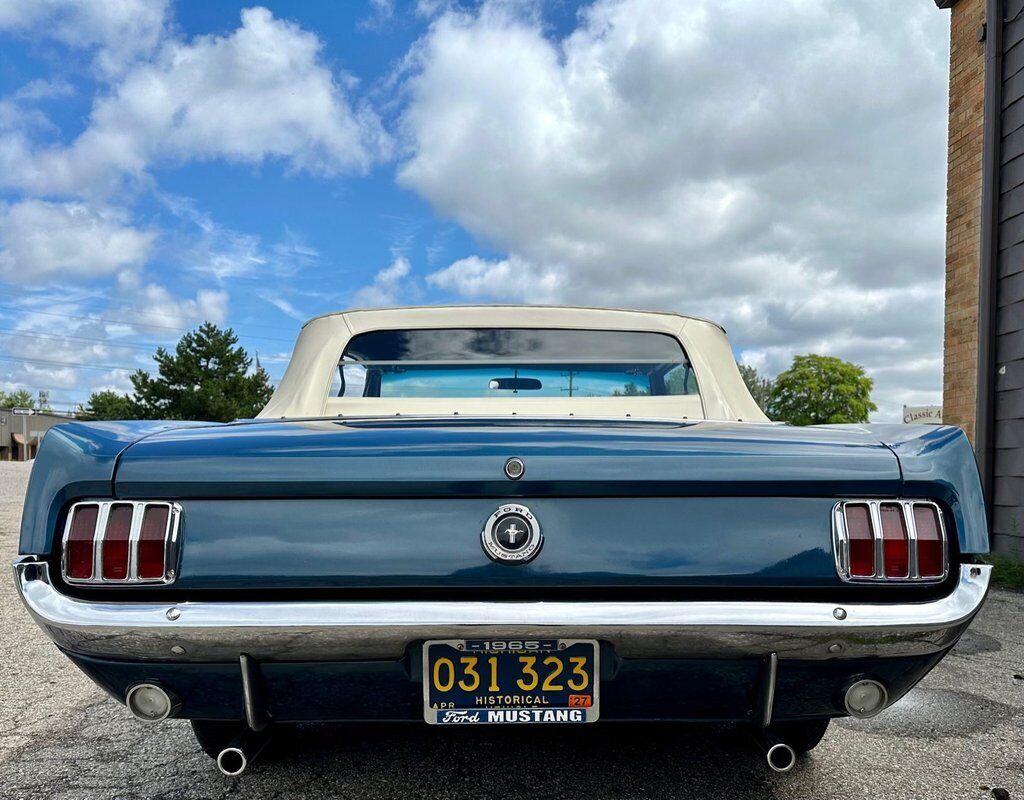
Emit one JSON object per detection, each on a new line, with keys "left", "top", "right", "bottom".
{"left": 126, "top": 683, "right": 179, "bottom": 722}
{"left": 844, "top": 679, "right": 888, "bottom": 718}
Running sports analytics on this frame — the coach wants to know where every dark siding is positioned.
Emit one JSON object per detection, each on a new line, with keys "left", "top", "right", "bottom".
{"left": 995, "top": 8, "right": 1024, "bottom": 558}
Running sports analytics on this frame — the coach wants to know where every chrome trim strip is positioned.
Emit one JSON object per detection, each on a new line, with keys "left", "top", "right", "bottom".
{"left": 903, "top": 501, "right": 919, "bottom": 580}
{"left": 868, "top": 501, "right": 884, "bottom": 579}
{"left": 164, "top": 504, "right": 181, "bottom": 583}
{"left": 831, "top": 503, "right": 848, "bottom": 577}
{"left": 127, "top": 505, "right": 144, "bottom": 582}
{"left": 93, "top": 503, "right": 111, "bottom": 583}
{"left": 13, "top": 559, "right": 991, "bottom": 664}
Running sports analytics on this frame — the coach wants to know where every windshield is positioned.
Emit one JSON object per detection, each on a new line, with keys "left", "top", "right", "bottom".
{"left": 334, "top": 328, "right": 698, "bottom": 399}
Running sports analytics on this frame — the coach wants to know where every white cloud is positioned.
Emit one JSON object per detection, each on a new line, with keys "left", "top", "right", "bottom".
{"left": 0, "top": 0, "right": 169, "bottom": 77}
{"left": 361, "top": 0, "right": 396, "bottom": 30}
{"left": 0, "top": 200, "right": 154, "bottom": 284}
{"left": 0, "top": 291, "right": 155, "bottom": 410}
{"left": 427, "top": 254, "right": 565, "bottom": 302}
{"left": 157, "top": 193, "right": 268, "bottom": 281}
{"left": 352, "top": 256, "right": 412, "bottom": 307}
{"left": 260, "top": 293, "right": 307, "bottom": 322}
{"left": 12, "top": 78, "right": 74, "bottom": 102}
{"left": 1, "top": 6, "right": 391, "bottom": 197}
{"left": 128, "top": 284, "right": 230, "bottom": 332}
{"left": 404, "top": 0, "right": 950, "bottom": 420}
{"left": 0, "top": 282, "right": 235, "bottom": 411}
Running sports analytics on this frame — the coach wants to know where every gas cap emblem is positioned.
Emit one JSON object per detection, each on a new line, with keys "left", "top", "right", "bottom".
{"left": 481, "top": 504, "right": 542, "bottom": 564}
{"left": 504, "top": 457, "right": 525, "bottom": 480}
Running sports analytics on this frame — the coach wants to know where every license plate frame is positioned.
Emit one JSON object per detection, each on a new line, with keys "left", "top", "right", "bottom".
{"left": 422, "top": 638, "right": 600, "bottom": 725}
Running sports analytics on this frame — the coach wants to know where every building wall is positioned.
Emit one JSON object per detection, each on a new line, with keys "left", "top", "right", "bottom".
{"left": 942, "top": 0, "right": 987, "bottom": 444}
{"left": 0, "top": 409, "right": 72, "bottom": 460}
{"left": 994, "top": 0, "right": 1024, "bottom": 559}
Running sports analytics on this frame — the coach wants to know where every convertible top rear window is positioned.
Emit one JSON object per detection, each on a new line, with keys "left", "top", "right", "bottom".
{"left": 335, "top": 328, "right": 698, "bottom": 399}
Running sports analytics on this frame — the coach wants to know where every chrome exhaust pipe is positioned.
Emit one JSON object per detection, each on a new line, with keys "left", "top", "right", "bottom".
{"left": 216, "top": 728, "right": 271, "bottom": 776}
{"left": 752, "top": 730, "right": 797, "bottom": 773}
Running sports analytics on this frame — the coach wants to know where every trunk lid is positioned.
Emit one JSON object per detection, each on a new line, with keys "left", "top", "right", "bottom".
{"left": 113, "top": 418, "right": 899, "bottom": 590}
{"left": 115, "top": 417, "right": 899, "bottom": 498}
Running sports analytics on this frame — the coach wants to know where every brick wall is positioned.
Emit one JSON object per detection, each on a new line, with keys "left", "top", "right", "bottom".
{"left": 942, "top": 0, "right": 986, "bottom": 443}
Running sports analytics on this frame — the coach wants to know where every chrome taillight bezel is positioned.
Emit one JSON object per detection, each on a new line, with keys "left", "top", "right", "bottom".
{"left": 832, "top": 499, "right": 948, "bottom": 584}
{"left": 60, "top": 500, "right": 181, "bottom": 585}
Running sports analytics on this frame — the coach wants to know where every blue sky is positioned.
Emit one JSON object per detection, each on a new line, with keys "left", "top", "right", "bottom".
{"left": 0, "top": 0, "right": 951, "bottom": 418}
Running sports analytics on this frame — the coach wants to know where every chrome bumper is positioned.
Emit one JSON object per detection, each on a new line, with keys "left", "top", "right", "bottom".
{"left": 13, "top": 558, "right": 991, "bottom": 663}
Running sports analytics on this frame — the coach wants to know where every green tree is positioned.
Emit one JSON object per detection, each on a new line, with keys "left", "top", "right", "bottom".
{"left": 613, "top": 382, "right": 649, "bottom": 396}
{"left": 80, "top": 323, "right": 273, "bottom": 422}
{"left": 767, "top": 354, "right": 876, "bottom": 426}
{"left": 0, "top": 389, "right": 34, "bottom": 409}
{"left": 79, "top": 390, "right": 141, "bottom": 421}
{"left": 131, "top": 323, "right": 273, "bottom": 421}
{"left": 738, "top": 364, "right": 773, "bottom": 412}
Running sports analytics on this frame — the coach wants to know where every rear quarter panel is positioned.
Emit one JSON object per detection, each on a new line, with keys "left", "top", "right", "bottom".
{"left": 830, "top": 423, "right": 989, "bottom": 554}
{"left": 18, "top": 420, "right": 216, "bottom": 555}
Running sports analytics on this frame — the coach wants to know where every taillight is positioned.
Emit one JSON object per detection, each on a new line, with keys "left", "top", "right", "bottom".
{"left": 66, "top": 504, "right": 99, "bottom": 580}
{"left": 835, "top": 500, "right": 947, "bottom": 582}
{"left": 844, "top": 504, "right": 874, "bottom": 577}
{"left": 102, "top": 504, "right": 133, "bottom": 580}
{"left": 913, "top": 504, "right": 944, "bottom": 578}
{"left": 62, "top": 501, "right": 179, "bottom": 585}
{"left": 879, "top": 503, "right": 909, "bottom": 578}
{"left": 138, "top": 505, "right": 170, "bottom": 580}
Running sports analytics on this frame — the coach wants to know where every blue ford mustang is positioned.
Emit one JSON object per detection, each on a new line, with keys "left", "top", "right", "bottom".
{"left": 13, "top": 306, "right": 992, "bottom": 775}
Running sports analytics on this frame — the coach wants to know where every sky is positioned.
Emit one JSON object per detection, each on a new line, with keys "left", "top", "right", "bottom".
{"left": 0, "top": 0, "right": 951, "bottom": 419}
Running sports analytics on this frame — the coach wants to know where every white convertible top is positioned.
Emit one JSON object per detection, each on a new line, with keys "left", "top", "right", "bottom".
{"left": 258, "top": 305, "right": 768, "bottom": 422}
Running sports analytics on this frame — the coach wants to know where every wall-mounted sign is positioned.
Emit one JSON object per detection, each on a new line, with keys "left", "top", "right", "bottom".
{"left": 903, "top": 405, "right": 942, "bottom": 424}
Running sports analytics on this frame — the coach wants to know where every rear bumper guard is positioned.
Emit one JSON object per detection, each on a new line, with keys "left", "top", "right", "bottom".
{"left": 13, "top": 558, "right": 991, "bottom": 663}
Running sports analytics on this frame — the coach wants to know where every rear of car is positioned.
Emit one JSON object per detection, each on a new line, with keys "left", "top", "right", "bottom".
{"left": 13, "top": 306, "right": 992, "bottom": 773}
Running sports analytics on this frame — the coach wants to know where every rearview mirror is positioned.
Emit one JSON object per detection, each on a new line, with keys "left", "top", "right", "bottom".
{"left": 487, "top": 378, "right": 543, "bottom": 391}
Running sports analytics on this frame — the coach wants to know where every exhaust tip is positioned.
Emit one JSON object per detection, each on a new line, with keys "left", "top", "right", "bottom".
{"left": 125, "top": 683, "right": 179, "bottom": 722}
{"left": 217, "top": 747, "right": 248, "bottom": 777}
{"left": 766, "top": 742, "right": 797, "bottom": 773}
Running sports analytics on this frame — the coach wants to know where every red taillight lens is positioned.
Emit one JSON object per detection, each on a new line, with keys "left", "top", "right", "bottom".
{"left": 65, "top": 501, "right": 177, "bottom": 584}
{"left": 845, "top": 504, "right": 874, "bottom": 577}
{"left": 138, "top": 505, "right": 169, "bottom": 580}
{"left": 67, "top": 504, "right": 99, "bottom": 579}
{"left": 879, "top": 504, "right": 909, "bottom": 578}
{"left": 914, "top": 505, "right": 944, "bottom": 577}
{"left": 101, "top": 504, "right": 133, "bottom": 580}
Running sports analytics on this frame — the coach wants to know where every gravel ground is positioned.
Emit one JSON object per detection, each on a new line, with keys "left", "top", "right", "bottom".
{"left": 1, "top": 459, "right": 1022, "bottom": 800}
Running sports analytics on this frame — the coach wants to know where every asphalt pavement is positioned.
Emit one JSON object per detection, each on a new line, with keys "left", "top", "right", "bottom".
{"left": 1, "top": 460, "right": 1022, "bottom": 800}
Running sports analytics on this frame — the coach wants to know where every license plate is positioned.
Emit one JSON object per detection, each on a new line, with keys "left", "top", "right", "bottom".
{"left": 423, "top": 639, "right": 600, "bottom": 725}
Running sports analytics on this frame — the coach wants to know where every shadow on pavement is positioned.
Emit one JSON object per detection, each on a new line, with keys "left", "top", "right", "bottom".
{"left": 257, "top": 721, "right": 797, "bottom": 797}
